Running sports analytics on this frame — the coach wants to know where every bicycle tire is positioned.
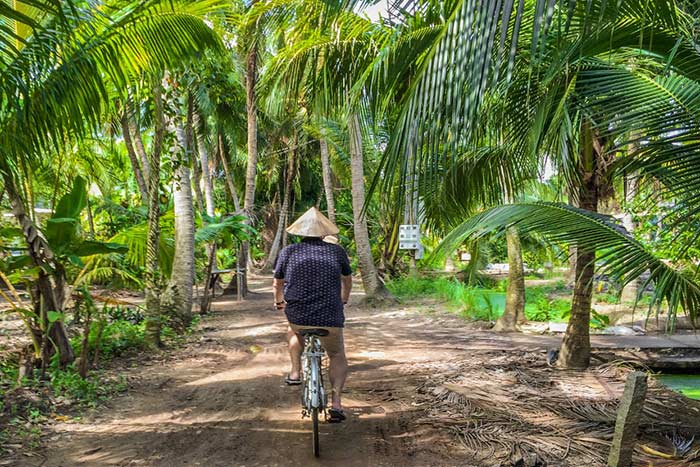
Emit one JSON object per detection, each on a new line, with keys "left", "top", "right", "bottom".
{"left": 312, "top": 407, "right": 320, "bottom": 457}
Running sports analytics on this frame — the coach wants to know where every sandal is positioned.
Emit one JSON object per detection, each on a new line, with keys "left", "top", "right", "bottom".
{"left": 327, "top": 408, "right": 346, "bottom": 423}
{"left": 284, "top": 374, "right": 302, "bottom": 386}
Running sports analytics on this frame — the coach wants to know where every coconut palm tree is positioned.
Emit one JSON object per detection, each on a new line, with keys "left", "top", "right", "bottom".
{"left": 378, "top": 0, "right": 700, "bottom": 368}
{"left": 0, "top": 0, "right": 225, "bottom": 360}
{"left": 161, "top": 88, "right": 197, "bottom": 327}
{"left": 145, "top": 78, "right": 167, "bottom": 348}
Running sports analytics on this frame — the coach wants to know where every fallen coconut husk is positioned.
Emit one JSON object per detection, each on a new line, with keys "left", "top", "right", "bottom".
{"left": 411, "top": 351, "right": 700, "bottom": 467}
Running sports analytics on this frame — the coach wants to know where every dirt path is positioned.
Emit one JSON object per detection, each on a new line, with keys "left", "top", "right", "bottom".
{"left": 16, "top": 279, "right": 481, "bottom": 467}
{"left": 12, "top": 277, "right": 700, "bottom": 467}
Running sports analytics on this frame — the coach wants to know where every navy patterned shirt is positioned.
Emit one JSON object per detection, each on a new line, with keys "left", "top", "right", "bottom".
{"left": 274, "top": 238, "right": 352, "bottom": 328}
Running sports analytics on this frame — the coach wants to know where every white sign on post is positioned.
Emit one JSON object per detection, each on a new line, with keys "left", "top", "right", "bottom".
{"left": 399, "top": 224, "right": 421, "bottom": 250}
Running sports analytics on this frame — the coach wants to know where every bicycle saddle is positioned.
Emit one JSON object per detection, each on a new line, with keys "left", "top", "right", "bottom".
{"left": 298, "top": 328, "right": 329, "bottom": 337}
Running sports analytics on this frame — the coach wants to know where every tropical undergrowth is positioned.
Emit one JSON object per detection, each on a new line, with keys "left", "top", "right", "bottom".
{"left": 387, "top": 276, "right": 613, "bottom": 328}
{"left": 0, "top": 304, "right": 199, "bottom": 455}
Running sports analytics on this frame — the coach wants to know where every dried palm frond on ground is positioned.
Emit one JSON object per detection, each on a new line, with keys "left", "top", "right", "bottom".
{"left": 411, "top": 351, "right": 700, "bottom": 467}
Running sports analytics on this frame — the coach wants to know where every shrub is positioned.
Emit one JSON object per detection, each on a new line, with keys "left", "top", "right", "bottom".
{"left": 50, "top": 367, "right": 127, "bottom": 406}
{"left": 524, "top": 286, "right": 570, "bottom": 322}
{"left": 71, "top": 319, "right": 146, "bottom": 361}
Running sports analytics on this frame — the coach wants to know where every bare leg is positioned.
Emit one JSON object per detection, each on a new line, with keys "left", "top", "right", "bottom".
{"left": 287, "top": 326, "right": 302, "bottom": 380}
{"left": 327, "top": 351, "right": 348, "bottom": 410}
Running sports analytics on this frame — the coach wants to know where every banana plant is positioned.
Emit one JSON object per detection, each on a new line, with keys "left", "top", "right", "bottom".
{"left": 1, "top": 177, "right": 128, "bottom": 276}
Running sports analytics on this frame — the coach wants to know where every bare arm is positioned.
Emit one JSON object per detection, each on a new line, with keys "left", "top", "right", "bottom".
{"left": 341, "top": 275, "right": 352, "bottom": 304}
{"left": 273, "top": 278, "right": 286, "bottom": 310}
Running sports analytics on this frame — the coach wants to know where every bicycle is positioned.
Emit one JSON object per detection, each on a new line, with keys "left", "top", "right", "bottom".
{"left": 298, "top": 328, "right": 328, "bottom": 457}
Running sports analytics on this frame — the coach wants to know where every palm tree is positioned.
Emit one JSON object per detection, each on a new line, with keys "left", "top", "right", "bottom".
{"left": 379, "top": 0, "right": 700, "bottom": 368}
{"left": 0, "top": 0, "right": 224, "bottom": 358}
{"left": 238, "top": 1, "right": 262, "bottom": 294}
{"left": 263, "top": 131, "right": 299, "bottom": 270}
{"left": 319, "top": 137, "right": 336, "bottom": 224}
{"left": 162, "top": 89, "right": 196, "bottom": 326}
{"left": 349, "top": 113, "right": 391, "bottom": 298}
{"left": 493, "top": 227, "right": 526, "bottom": 331}
{"left": 144, "top": 78, "right": 166, "bottom": 348}
{"left": 119, "top": 99, "right": 150, "bottom": 203}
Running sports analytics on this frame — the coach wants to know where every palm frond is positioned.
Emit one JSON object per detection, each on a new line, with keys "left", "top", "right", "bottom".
{"left": 375, "top": 0, "right": 686, "bottom": 192}
{"left": 195, "top": 214, "right": 254, "bottom": 244}
{"left": 437, "top": 202, "right": 700, "bottom": 326}
{"left": 0, "top": 0, "right": 226, "bottom": 170}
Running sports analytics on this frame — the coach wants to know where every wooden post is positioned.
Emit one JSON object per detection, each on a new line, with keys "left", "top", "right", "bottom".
{"left": 607, "top": 371, "right": 648, "bottom": 467}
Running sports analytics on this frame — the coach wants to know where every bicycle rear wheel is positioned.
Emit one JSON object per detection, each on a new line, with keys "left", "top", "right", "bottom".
{"left": 312, "top": 407, "right": 320, "bottom": 457}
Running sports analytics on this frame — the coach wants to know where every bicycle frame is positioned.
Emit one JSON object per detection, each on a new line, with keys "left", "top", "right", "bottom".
{"left": 302, "top": 335, "right": 327, "bottom": 413}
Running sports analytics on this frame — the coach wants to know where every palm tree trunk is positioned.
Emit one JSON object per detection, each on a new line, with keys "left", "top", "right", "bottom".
{"left": 264, "top": 136, "right": 297, "bottom": 271}
{"left": 320, "top": 138, "right": 336, "bottom": 224}
{"left": 4, "top": 175, "right": 74, "bottom": 367}
{"left": 217, "top": 130, "right": 241, "bottom": 213}
{"left": 348, "top": 114, "right": 390, "bottom": 299}
{"left": 186, "top": 99, "right": 204, "bottom": 216}
{"left": 559, "top": 125, "right": 598, "bottom": 370}
{"left": 165, "top": 105, "right": 195, "bottom": 326}
{"left": 493, "top": 226, "right": 526, "bottom": 331}
{"left": 196, "top": 115, "right": 216, "bottom": 218}
{"left": 239, "top": 44, "right": 258, "bottom": 294}
{"left": 144, "top": 79, "right": 165, "bottom": 349}
{"left": 196, "top": 112, "right": 217, "bottom": 313}
{"left": 120, "top": 112, "right": 149, "bottom": 202}
{"left": 565, "top": 186, "right": 577, "bottom": 285}
{"left": 192, "top": 155, "right": 205, "bottom": 215}
{"left": 620, "top": 172, "right": 639, "bottom": 303}
{"left": 129, "top": 111, "right": 152, "bottom": 182}
{"left": 218, "top": 131, "right": 240, "bottom": 212}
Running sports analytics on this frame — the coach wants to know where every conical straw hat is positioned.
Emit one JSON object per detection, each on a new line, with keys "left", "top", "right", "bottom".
{"left": 286, "top": 207, "right": 339, "bottom": 237}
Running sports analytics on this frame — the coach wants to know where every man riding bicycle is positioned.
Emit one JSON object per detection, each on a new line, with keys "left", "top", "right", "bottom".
{"left": 273, "top": 207, "right": 353, "bottom": 423}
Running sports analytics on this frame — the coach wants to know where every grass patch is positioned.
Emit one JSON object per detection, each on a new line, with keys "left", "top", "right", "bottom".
{"left": 656, "top": 374, "right": 700, "bottom": 400}
{"left": 595, "top": 291, "right": 621, "bottom": 304}
{"left": 388, "top": 277, "right": 609, "bottom": 329}
{"left": 386, "top": 276, "right": 503, "bottom": 321}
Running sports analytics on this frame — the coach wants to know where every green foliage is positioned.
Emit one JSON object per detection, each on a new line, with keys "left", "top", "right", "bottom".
{"left": 196, "top": 214, "right": 254, "bottom": 245}
{"left": 595, "top": 292, "right": 621, "bottom": 304}
{"left": 437, "top": 202, "right": 700, "bottom": 327}
{"left": 71, "top": 318, "right": 146, "bottom": 361}
{"left": 41, "top": 178, "right": 129, "bottom": 269}
{"left": 524, "top": 287, "right": 571, "bottom": 322}
{"left": 386, "top": 276, "right": 503, "bottom": 321}
{"left": 0, "top": 361, "right": 18, "bottom": 415}
{"left": 105, "top": 305, "right": 144, "bottom": 324}
{"left": 590, "top": 310, "right": 611, "bottom": 330}
{"left": 54, "top": 176, "right": 88, "bottom": 220}
{"left": 76, "top": 214, "right": 176, "bottom": 287}
{"left": 50, "top": 369, "right": 127, "bottom": 407}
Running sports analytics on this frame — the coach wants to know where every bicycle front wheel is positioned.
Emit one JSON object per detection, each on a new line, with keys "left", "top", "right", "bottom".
{"left": 312, "top": 407, "right": 320, "bottom": 457}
